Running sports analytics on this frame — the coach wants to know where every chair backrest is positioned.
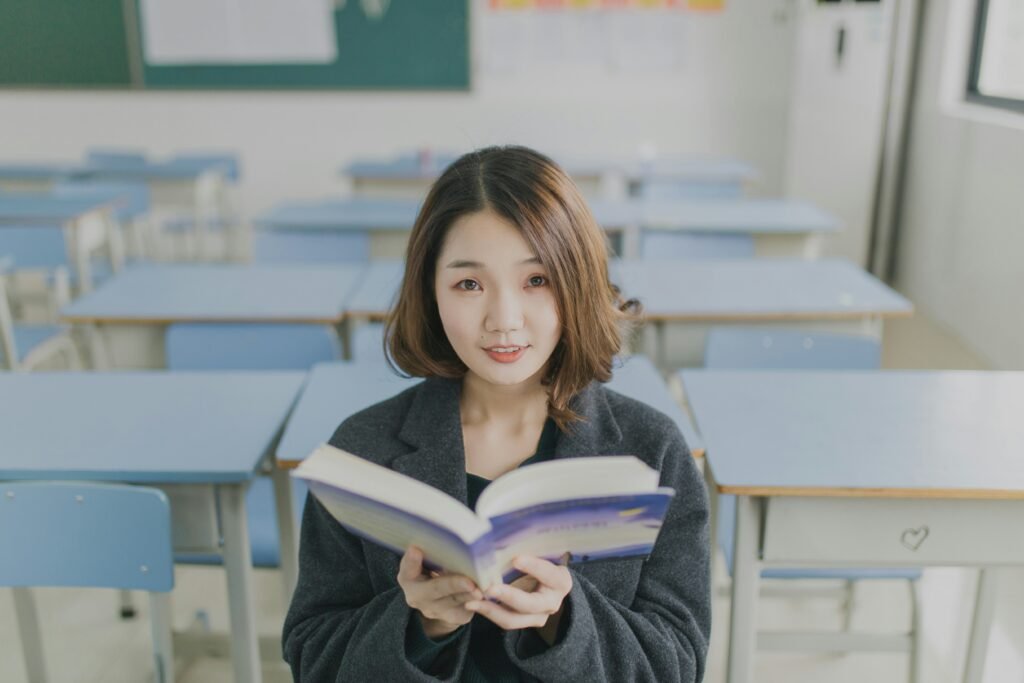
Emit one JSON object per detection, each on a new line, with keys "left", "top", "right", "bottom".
{"left": 0, "top": 227, "right": 68, "bottom": 269}
{"left": 640, "top": 231, "right": 755, "bottom": 260}
{"left": 704, "top": 327, "right": 882, "bottom": 370}
{"left": 84, "top": 149, "right": 148, "bottom": 167}
{"left": 165, "top": 323, "right": 342, "bottom": 371}
{"left": 170, "top": 152, "right": 241, "bottom": 182}
{"left": 253, "top": 231, "right": 370, "bottom": 264}
{"left": 351, "top": 323, "right": 386, "bottom": 361}
{"left": 0, "top": 274, "right": 19, "bottom": 369}
{"left": 0, "top": 481, "right": 173, "bottom": 591}
{"left": 53, "top": 180, "right": 151, "bottom": 221}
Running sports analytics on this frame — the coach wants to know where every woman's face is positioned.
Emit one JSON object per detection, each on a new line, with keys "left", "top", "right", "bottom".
{"left": 434, "top": 209, "right": 562, "bottom": 389}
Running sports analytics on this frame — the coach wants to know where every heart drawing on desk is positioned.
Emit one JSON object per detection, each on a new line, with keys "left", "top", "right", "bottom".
{"left": 900, "top": 526, "right": 930, "bottom": 551}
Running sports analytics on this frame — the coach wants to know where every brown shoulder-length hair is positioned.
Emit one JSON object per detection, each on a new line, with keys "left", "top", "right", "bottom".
{"left": 384, "top": 145, "right": 641, "bottom": 430}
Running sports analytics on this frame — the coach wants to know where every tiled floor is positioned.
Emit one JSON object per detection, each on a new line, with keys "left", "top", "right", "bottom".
{"left": 3, "top": 312, "right": 1021, "bottom": 682}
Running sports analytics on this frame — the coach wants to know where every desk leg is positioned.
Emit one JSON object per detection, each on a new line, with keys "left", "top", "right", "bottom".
{"left": 727, "top": 495, "right": 762, "bottom": 683}
{"left": 962, "top": 568, "right": 998, "bottom": 683}
{"left": 81, "top": 324, "right": 112, "bottom": 370}
{"left": 220, "top": 483, "right": 262, "bottom": 683}
{"left": 272, "top": 467, "right": 299, "bottom": 601}
{"left": 12, "top": 587, "right": 47, "bottom": 682}
{"left": 703, "top": 464, "right": 722, "bottom": 587}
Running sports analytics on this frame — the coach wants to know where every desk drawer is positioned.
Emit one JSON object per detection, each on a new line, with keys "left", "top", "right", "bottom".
{"left": 761, "top": 496, "right": 1024, "bottom": 566}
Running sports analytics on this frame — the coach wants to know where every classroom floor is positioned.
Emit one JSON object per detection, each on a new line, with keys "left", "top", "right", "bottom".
{"left": 2, "top": 312, "right": 1021, "bottom": 683}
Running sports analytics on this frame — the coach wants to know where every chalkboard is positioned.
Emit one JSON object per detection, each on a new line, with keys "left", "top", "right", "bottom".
{"left": 0, "top": 0, "right": 469, "bottom": 90}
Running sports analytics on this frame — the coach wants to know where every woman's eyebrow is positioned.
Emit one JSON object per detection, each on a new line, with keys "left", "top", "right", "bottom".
{"left": 444, "top": 256, "right": 542, "bottom": 269}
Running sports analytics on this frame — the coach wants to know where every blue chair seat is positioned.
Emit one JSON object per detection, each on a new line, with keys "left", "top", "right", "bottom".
{"left": 175, "top": 478, "right": 307, "bottom": 568}
{"left": 764, "top": 567, "right": 923, "bottom": 581}
{"left": 7, "top": 325, "right": 69, "bottom": 364}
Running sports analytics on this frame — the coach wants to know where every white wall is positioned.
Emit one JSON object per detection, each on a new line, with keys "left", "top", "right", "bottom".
{"left": 0, "top": 0, "right": 796, "bottom": 218}
{"left": 897, "top": 0, "right": 1024, "bottom": 369}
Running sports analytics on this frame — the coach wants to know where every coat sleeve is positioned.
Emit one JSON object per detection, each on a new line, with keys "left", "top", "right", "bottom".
{"left": 281, "top": 425, "right": 472, "bottom": 682}
{"left": 504, "top": 429, "right": 712, "bottom": 682}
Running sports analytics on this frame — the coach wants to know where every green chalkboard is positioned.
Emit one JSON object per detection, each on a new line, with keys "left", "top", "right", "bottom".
{"left": 0, "top": 0, "right": 468, "bottom": 90}
{"left": 0, "top": 0, "right": 133, "bottom": 87}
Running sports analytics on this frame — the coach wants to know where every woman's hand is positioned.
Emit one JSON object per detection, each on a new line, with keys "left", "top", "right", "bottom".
{"left": 397, "top": 546, "right": 483, "bottom": 639}
{"left": 465, "top": 555, "right": 573, "bottom": 646}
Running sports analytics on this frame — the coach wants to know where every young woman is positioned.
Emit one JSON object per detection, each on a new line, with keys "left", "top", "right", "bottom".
{"left": 283, "top": 146, "right": 710, "bottom": 682}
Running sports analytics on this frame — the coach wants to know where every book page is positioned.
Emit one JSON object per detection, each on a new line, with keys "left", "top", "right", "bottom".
{"left": 475, "top": 456, "right": 661, "bottom": 519}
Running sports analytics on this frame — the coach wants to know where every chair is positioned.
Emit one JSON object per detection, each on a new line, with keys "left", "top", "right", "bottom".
{"left": 0, "top": 270, "right": 82, "bottom": 371}
{"left": 253, "top": 231, "right": 370, "bottom": 264}
{"left": 350, "top": 322, "right": 386, "bottom": 361}
{"left": 0, "top": 227, "right": 74, "bottom": 318}
{"left": 703, "top": 327, "right": 922, "bottom": 681}
{"left": 84, "top": 149, "right": 149, "bottom": 168}
{"left": 640, "top": 231, "right": 755, "bottom": 259}
{"left": 53, "top": 179, "right": 152, "bottom": 261}
{"left": 165, "top": 323, "right": 341, "bottom": 568}
{"left": 0, "top": 481, "right": 175, "bottom": 683}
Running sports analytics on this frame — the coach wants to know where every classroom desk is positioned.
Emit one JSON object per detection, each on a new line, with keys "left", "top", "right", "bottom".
{"left": 341, "top": 152, "right": 756, "bottom": 200}
{"left": 255, "top": 197, "right": 423, "bottom": 259}
{"left": 71, "top": 159, "right": 237, "bottom": 261}
{"left": 271, "top": 356, "right": 703, "bottom": 586}
{"left": 0, "top": 371, "right": 307, "bottom": 683}
{"left": 679, "top": 370, "right": 1024, "bottom": 683}
{"left": 256, "top": 196, "right": 834, "bottom": 260}
{"left": 0, "top": 163, "right": 72, "bottom": 192}
{"left": 60, "top": 264, "right": 363, "bottom": 368}
{"left": 0, "top": 193, "right": 123, "bottom": 292}
{"left": 616, "top": 258, "right": 913, "bottom": 367}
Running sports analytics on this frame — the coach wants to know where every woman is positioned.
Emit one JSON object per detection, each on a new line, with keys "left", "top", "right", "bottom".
{"left": 283, "top": 146, "right": 710, "bottom": 682}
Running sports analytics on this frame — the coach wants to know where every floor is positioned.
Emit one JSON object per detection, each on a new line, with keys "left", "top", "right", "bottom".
{"left": 2, "top": 313, "right": 1022, "bottom": 683}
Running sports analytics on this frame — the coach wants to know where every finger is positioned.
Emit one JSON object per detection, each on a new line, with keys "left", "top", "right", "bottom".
{"left": 513, "top": 556, "right": 573, "bottom": 592}
{"left": 485, "top": 583, "right": 558, "bottom": 616}
{"left": 465, "top": 599, "right": 547, "bottom": 630}
{"left": 398, "top": 547, "right": 425, "bottom": 583}
{"left": 425, "top": 574, "right": 480, "bottom": 601}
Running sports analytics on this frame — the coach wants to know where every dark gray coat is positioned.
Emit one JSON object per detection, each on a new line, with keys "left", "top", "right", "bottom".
{"left": 283, "top": 376, "right": 711, "bottom": 682}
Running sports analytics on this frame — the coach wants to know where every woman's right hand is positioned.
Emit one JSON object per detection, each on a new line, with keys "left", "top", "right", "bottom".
{"left": 398, "top": 546, "right": 482, "bottom": 639}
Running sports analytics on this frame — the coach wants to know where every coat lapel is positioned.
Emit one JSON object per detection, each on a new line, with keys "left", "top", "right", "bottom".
{"left": 391, "top": 376, "right": 469, "bottom": 504}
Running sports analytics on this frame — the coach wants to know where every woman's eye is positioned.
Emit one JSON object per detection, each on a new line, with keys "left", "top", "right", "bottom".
{"left": 528, "top": 275, "right": 547, "bottom": 287}
{"left": 456, "top": 279, "right": 480, "bottom": 291}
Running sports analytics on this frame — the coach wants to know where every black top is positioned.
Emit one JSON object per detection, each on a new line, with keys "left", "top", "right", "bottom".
{"left": 406, "top": 418, "right": 560, "bottom": 682}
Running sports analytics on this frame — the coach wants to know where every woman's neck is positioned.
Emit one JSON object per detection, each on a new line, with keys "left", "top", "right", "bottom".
{"left": 459, "top": 370, "right": 549, "bottom": 431}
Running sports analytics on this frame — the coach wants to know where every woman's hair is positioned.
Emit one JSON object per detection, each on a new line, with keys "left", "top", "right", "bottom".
{"left": 384, "top": 145, "right": 642, "bottom": 430}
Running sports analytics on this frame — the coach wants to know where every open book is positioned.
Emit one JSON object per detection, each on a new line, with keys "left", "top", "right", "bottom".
{"left": 292, "top": 444, "right": 675, "bottom": 588}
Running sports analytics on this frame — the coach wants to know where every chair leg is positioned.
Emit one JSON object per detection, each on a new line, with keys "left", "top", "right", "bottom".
{"left": 12, "top": 587, "right": 48, "bottom": 683}
{"left": 908, "top": 578, "right": 922, "bottom": 683}
{"left": 119, "top": 589, "right": 137, "bottom": 619}
{"left": 149, "top": 592, "right": 176, "bottom": 683}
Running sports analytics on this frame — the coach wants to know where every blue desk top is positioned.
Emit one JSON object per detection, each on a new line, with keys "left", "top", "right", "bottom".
{"left": 345, "top": 261, "right": 404, "bottom": 318}
{"left": 257, "top": 196, "right": 836, "bottom": 235}
{"left": 680, "top": 370, "right": 1024, "bottom": 499}
{"left": 256, "top": 198, "right": 423, "bottom": 232}
{"left": 71, "top": 158, "right": 229, "bottom": 181}
{"left": 615, "top": 259, "right": 913, "bottom": 320}
{"left": 62, "top": 264, "right": 363, "bottom": 324}
{"left": 636, "top": 199, "right": 840, "bottom": 233}
{"left": 0, "top": 193, "right": 113, "bottom": 223}
{"left": 0, "top": 372, "right": 306, "bottom": 483}
{"left": 622, "top": 159, "right": 758, "bottom": 182}
{"left": 0, "top": 163, "right": 74, "bottom": 180}
{"left": 276, "top": 355, "right": 701, "bottom": 467}
{"left": 344, "top": 152, "right": 461, "bottom": 180}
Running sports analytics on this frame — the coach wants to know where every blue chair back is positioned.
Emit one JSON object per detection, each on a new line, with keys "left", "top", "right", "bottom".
{"left": 0, "top": 227, "right": 68, "bottom": 268}
{"left": 84, "top": 149, "right": 148, "bottom": 167}
{"left": 166, "top": 323, "right": 341, "bottom": 371}
{"left": 0, "top": 481, "right": 173, "bottom": 591}
{"left": 53, "top": 180, "right": 151, "bottom": 222}
{"left": 640, "top": 231, "right": 755, "bottom": 259}
{"left": 704, "top": 327, "right": 882, "bottom": 370}
{"left": 253, "top": 231, "right": 370, "bottom": 264}
{"left": 170, "top": 152, "right": 241, "bottom": 182}
{"left": 351, "top": 323, "right": 386, "bottom": 361}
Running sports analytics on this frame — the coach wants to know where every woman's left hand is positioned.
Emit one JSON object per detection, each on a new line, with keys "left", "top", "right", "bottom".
{"left": 465, "top": 555, "right": 573, "bottom": 645}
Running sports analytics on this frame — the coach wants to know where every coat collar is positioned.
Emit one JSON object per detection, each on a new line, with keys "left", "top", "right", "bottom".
{"left": 391, "top": 376, "right": 623, "bottom": 504}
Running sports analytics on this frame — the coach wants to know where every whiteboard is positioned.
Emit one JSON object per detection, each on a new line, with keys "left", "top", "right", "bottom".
{"left": 140, "top": 0, "right": 338, "bottom": 65}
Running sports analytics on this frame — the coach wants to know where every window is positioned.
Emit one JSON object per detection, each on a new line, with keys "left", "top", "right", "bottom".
{"left": 968, "top": 0, "right": 1024, "bottom": 111}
